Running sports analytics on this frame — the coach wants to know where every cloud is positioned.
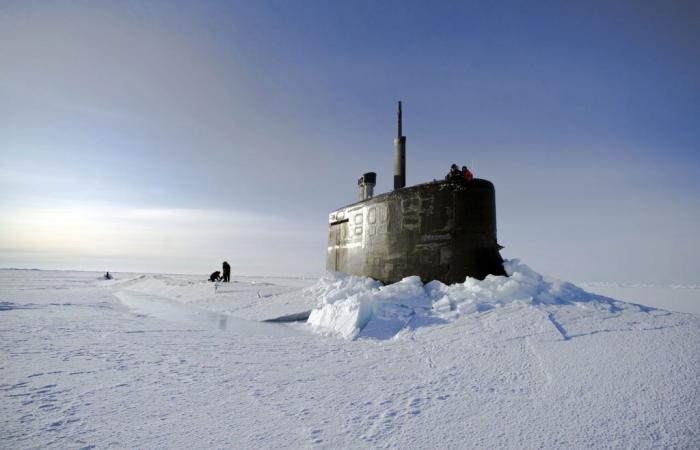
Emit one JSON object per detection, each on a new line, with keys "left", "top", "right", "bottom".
{"left": 0, "top": 203, "right": 325, "bottom": 276}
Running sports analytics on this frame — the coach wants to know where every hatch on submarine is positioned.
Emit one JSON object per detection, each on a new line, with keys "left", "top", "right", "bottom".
{"left": 326, "top": 102, "right": 506, "bottom": 285}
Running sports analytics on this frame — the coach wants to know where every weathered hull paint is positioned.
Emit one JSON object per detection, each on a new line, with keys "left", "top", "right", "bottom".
{"left": 326, "top": 179, "right": 506, "bottom": 284}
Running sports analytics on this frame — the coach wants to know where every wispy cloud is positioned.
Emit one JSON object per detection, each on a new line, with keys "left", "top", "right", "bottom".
{"left": 0, "top": 203, "right": 325, "bottom": 276}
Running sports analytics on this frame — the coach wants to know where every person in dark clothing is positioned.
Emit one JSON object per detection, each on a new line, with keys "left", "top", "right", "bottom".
{"left": 445, "top": 163, "right": 462, "bottom": 183}
{"left": 209, "top": 271, "right": 221, "bottom": 282}
{"left": 461, "top": 165, "right": 474, "bottom": 181}
{"left": 222, "top": 261, "right": 231, "bottom": 282}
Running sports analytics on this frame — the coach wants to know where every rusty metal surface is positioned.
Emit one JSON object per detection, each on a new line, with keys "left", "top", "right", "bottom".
{"left": 326, "top": 179, "right": 506, "bottom": 284}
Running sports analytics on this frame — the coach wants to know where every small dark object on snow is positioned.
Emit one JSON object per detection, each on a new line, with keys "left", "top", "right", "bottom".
{"left": 263, "top": 310, "right": 312, "bottom": 323}
{"left": 209, "top": 271, "right": 221, "bottom": 282}
{"left": 104, "top": 272, "right": 112, "bottom": 280}
{"left": 222, "top": 261, "right": 231, "bottom": 282}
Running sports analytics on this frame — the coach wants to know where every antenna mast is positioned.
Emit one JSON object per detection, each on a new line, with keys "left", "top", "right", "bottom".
{"left": 393, "top": 101, "right": 406, "bottom": 190}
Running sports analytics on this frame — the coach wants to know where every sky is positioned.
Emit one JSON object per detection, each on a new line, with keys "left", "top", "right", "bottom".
{"left": 1, "top": 0, "right": 698, "bottom": 283}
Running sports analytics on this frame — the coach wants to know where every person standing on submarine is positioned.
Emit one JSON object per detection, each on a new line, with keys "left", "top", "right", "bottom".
{"left": 462, "top": 165, "right": 474, "bottom": 181}
{"left": 222, "top": 261, "right": 231, "bottom": 283}
{"left": 446, "top": 164, "right": 462, "bottom": 182}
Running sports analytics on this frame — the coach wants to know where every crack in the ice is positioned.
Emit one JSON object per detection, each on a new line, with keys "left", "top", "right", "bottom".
{"left": 547, "top": 313, "right": 570, "bottom": 340}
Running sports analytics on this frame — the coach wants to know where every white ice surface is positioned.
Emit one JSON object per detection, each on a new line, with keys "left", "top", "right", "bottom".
{"left": 1, "top": 264, "right": 699, "bottom": 449}
{"left": 578, "top": 281, "right": 700, "bottom": 315}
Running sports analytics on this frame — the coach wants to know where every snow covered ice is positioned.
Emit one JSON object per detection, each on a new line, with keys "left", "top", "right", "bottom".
{"left": 306, "top": 260, "right": 646, "bottom": 340}
{"left": 1, "top": 262, "right": 699, "bottom": 449}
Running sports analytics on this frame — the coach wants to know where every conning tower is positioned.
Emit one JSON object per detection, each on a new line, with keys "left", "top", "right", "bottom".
{"left": 326, "top": 102, "right": 506, "bottom": 284}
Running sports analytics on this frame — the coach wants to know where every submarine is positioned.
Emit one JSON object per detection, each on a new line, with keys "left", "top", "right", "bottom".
{"left": 326, "top": 102, "right": 506, "bottom": 285}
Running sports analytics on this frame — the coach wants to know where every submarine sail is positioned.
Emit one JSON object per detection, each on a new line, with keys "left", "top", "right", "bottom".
{"left": 326, "top": 102, "right": 506, "bottom": 284}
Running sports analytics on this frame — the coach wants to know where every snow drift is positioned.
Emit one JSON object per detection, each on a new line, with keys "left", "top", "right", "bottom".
{"left": 307, "top": 259, "right": 638, "bottom": 339}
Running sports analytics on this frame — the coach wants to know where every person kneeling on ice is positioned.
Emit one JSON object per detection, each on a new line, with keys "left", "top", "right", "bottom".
{"left": 209, "top": 271, "right": 221, "bottom": 282}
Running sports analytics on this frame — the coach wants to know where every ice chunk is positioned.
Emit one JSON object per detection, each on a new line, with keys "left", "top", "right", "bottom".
{"left": 306, "top": 260, "right": 621, "bottom": 340}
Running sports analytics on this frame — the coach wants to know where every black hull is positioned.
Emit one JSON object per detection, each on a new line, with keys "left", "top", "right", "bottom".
{"left": 326, "top": 179, "right": 506, "bottom": 285}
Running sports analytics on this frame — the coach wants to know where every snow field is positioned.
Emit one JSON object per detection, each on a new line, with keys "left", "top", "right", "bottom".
{"left": 1, "top": 265, "right": 699, "bottom": 449}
